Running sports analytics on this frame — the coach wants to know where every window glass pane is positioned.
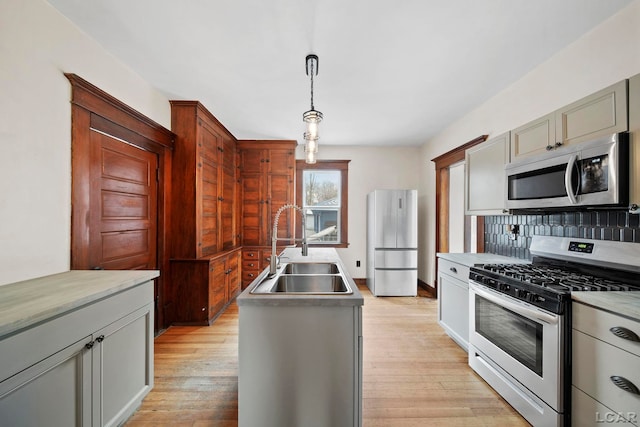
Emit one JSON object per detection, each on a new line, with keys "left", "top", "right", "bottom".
{"left": 303, "top": 170, "right": 340, "bottom": 243}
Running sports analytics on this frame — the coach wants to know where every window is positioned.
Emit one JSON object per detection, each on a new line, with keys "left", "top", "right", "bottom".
{"left": 296, "top": 160, "right": 350, "bottom": 248}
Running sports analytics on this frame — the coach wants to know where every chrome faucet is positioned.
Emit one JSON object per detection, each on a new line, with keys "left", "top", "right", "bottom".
{"left": 270, "top": 204, "right": 308, "bottom": 276}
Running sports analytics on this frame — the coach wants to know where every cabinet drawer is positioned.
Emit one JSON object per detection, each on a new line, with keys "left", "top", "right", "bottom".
{"left": 571, "top": 386, "right": 638, "bottom": 427}
{"left": 438, "top": 258, "right": 470, "bottom": 282}
{"left": 243, "top": 250, "right": 260, "bottom": 260}
{"left": 243, "top": 260, "right": 260, "bottom": 271}
{"left": 243, "top": 270, "right": 260, "bottom": 283}
{"left": 573, "top": 302, "right": 640, "bottom": 357}
{"left": 573, "top": 329, "right": 640, "bottom": 419}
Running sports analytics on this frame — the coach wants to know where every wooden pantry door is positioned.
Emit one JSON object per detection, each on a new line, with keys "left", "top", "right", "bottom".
{"left": 89, "top": 132, "right": 158, "bottom": 270}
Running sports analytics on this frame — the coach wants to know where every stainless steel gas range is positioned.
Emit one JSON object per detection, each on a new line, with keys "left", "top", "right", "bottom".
{"left": 467, "top": 235, "right": 640, "bottom": 426}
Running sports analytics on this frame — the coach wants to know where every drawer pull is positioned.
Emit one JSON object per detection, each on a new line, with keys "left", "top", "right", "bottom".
{"left": 449, "top": 267, "right": 457, "bottom": 274}
{"left": 610, "top": 376, "right": 640, "bottom": 395}
{"left": 609, "top": 326, "right": 640, "bottom": 342}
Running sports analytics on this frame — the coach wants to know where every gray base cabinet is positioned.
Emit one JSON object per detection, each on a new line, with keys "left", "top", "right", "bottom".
{"left": 0, "top": 272, "right": 155, "bottom": 427}
{"left": 239, "top": 304, "right": 362, "bottom": 427}
{"left": 437, "top": 258, "right": 470, "bottom": 351}
{"left": 571, "top": 302, "right": 640, "bottom": 426}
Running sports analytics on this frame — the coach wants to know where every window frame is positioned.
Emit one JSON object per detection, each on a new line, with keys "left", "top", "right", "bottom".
{"left": 296, "top": 160, "right": 350, "bottom": 248}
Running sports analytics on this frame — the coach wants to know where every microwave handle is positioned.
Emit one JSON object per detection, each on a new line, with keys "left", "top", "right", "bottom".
{"left": 564, "top": 154, "right": 579, "bottom": 205}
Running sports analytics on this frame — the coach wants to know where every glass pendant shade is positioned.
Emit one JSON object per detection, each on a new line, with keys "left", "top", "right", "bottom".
{"left": 303, "top": 54, "right": 322, "bottom": 164}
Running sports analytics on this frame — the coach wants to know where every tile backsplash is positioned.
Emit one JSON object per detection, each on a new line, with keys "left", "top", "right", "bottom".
{"left": 484, "top": 210, "right": 640, "bottom": 259}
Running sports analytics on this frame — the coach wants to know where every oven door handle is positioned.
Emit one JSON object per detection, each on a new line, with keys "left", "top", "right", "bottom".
{"left": 564, "top": 154, "right": 579, "bottom": 205}
{"left": 470, "top": 282, "right": 558, "bottom": 325}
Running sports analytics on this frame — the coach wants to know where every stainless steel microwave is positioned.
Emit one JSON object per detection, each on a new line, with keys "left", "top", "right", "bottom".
{"left": 505, "top": 133, "right": 629, "bottom": 211}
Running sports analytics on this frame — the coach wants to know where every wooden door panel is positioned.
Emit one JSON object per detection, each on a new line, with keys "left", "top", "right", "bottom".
{"left": 199, "top": 156, "right": 219, "bottom": 256}
{"left": 90, "top": 131, "right": 158, "bottom": 270}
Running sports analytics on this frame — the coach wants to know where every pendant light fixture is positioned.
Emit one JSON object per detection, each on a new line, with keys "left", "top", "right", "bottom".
{"left": 303, "top": 54, "right": 322, "bottom": 164}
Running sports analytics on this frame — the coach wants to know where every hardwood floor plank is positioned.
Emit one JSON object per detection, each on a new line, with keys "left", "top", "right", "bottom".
{"left": 125, "top": 284, "right": 529, "bottom": 426}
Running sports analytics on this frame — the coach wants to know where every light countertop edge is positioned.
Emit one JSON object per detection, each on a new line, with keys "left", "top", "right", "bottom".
{"left": 237, "top": 247, "right": 364, "bottom": 307}
{"left": 0, "top": 270, "right": 159, "bottom": 338}
{"left": 437, "top": 252, "right": 531, "bottom": 267}
{"left": 571, "top": 291, "right": 640, "bottom": 321}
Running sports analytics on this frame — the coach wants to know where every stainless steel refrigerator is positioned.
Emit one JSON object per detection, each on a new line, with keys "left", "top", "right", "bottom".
{"left": 366, "top": 189, "right": 418, "bottom": 296}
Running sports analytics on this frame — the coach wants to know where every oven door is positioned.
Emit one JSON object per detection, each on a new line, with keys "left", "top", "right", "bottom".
{"left": 468, "top": 282, "right": 565, "bottom": 423}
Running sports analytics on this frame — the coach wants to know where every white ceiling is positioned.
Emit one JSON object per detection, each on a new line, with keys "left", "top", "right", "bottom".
{"left": 48, "top": 0, "right": 632, "bottom": 147}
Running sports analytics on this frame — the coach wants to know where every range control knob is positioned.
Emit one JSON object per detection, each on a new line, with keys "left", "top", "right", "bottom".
{"left": 515, "top": 289, "right": 530, "bottom": 299}
{"left": 498, "top": 282, "right": 510, "bottom": 292}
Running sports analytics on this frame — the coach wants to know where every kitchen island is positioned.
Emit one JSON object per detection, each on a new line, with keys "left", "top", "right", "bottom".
{"left": 237, "top": 247, "right": 363, "bottom": 427}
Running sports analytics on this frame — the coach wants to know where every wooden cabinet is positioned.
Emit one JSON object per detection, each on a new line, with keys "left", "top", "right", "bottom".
{"left": 170, "top": 100, "right": 239, "bottom": 259}
{"left": 238, "top": 140, "right": 297, "bottom": 247}
{"left": 465, "top": 132, "right": 510, "bottom": 215}
{"left": 170, "top": 248, "right": 242, "bottom": 325}
{"left": 511, "top": 80, "right": 628, "bottom": 162}
{"left": 571, "top": 302, "right": 640, "bottom": 426}
{"left": 168, "top": 101, "right": 241, "bottom": 326}
{"left": 0, "top": 272, "right": 155, "bottom": 427}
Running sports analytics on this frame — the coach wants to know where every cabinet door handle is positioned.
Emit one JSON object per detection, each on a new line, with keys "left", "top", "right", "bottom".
{"left": 450, "top": 267, "right": 457, "bottom": 274}
{"left": 610, "top": 376, "right": 640, "bottom": 395}
{"left": 610, "top": 326, "right": 640, "bottom": 342}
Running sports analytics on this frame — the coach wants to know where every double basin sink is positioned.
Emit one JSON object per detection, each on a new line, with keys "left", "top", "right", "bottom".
{"left": 251, "top": 262, "right": 353, "bottom": 295}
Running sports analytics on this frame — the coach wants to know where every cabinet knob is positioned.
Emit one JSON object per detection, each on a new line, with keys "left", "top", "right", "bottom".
{"left": 248, "top": 273, "right": 255, "bottom": 277}
{"left": 610, "top": 376, "right": 640, "bottom": 395}
{"left": 85, "top": 341, "right": 94, "bottom": 350}
{"left": 609, "top": 326, "right": 640, "bottom": 342}
{"left": 218, "top": 196, "right": 224, "bottom": 201}
{"left": 96, "top": 335, "right": 105, "bottom": 343}
{"left": 546, "top": 145, "right": 554, "bottom": 151}
{"left": 555, "top": 141, "right": 563, "bottom": 147}
{"left": 450, "top": 267, "right": 457, "bottom": 274}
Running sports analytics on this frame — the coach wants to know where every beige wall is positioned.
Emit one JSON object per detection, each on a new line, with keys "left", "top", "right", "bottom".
{"left": 0, "top": 0, "right": 170, "bottom": 285}
{"left": 296, "top": 145, "right": 421, "bottom": 279}
{"left": 419, "top": 0, "right": 640, "bottom": 287}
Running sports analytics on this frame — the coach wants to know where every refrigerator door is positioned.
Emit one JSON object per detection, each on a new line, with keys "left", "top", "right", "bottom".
{"left": 372, "top": 269, "right": 417, "bottom": 296}
{"left": 372, "top": 190, "right": 398, "bottom": 249}
{"left": 372, "top": 190, "right": 418, "bottom": 249}
{"left": 396, "top": 190, "right": 418, "bottom": 249}
{"left": 374, "top": 249, "right": 417, "bottom": 269}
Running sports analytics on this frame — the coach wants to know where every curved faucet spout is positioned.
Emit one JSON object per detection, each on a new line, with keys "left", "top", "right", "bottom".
{"left": 270, "top": 204, "right": 308, "bottom": 276}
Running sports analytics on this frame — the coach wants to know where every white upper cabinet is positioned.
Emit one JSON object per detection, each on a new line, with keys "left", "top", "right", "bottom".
{"left": 511, "top": 80, "right": 628, "bottom": 162}
{"left": 465, "top": 132, "right": 510, "bottom": 215}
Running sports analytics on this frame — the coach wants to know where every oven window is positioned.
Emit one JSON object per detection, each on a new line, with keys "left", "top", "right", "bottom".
{"left": 475, "top": 296, "right": 543, "bottom": 376}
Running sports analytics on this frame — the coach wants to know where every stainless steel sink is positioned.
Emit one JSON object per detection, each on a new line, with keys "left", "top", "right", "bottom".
{"left": 269, "top": 274, "right": 352, "bottom": 294}
{"left": 282, "top": 262, "right": 340, "bottom": 274}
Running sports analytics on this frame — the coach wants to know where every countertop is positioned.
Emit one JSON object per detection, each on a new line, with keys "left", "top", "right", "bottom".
{"left": 237, "top": 247, "right": 364, "bottom": 307}
{"left": 0, "top": 270, "right": 159, "bottom": 338}
{"left": 437, "top": 252, "right": 530, "bottom": 267}
{"left": 572, "top": 291, "right": 640, "bottom": 321}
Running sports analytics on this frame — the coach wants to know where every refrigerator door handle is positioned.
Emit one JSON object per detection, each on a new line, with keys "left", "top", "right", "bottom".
{"left": 398, "top": 197, "right": 402, "bottom": 210}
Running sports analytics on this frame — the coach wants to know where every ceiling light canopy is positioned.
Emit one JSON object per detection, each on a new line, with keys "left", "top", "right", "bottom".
{"left": 303, "top": 54, "right": 322, "bottom": 164}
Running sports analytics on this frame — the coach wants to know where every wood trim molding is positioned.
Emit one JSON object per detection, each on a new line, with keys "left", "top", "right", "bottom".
{"left": 431, "top": 135, "right": 487, "bottom": 292}
{"left": 295, "top": 160, "right": 350, "bottom": 248}
{"left": 66, "top": 73, "right": 174, "bottom": 330}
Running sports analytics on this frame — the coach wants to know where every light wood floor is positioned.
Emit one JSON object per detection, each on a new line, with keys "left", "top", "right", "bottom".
{"left": 125, "top": 284, "right": 530, "bottom": 426}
